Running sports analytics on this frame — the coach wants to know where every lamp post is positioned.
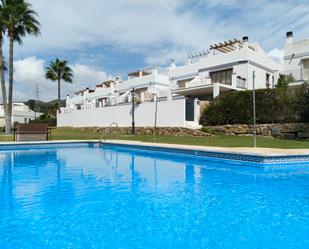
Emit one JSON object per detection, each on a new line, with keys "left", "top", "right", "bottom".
{"left": 153, "top": 93, "right": 158, "bottom": 143}
{"left": 252, "top": 71, "right": 257, "bottom": 148}
{"left": 131, "top": 88, "right": 135, "bottom": 135}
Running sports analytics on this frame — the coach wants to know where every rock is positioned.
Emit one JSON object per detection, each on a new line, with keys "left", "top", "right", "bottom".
{"left": 278, "top": 123, "right": 302, "bottom": 133}
{"left": 231, "top": 125, "right": 248, "bottom": 134}
{"left": 271, "top": 127, "right": 281, "bottom": 137}
{"left": 298, "top": 132, "right": 309, "bottom": 138}
{"left": 280, "top": 133, "right": 296, "bottom": 140}
{"left": 260, "top": 126, "right": 270, "bottom": 136}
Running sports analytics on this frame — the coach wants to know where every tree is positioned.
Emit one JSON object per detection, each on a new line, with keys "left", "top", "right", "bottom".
{"left": 1, "top": 0, "right": 40, "bottom": 133}
{"left": 45, "top": 59, "right": 73, "bottom": 101}
{"left": 0, "top": 4, "right": 9, "bottom": 133}
{"left": 276, "top": 74, "right": 295, "bottom": 88}
{"left": 296, "top": 81, "right": 309, "bottom": 122}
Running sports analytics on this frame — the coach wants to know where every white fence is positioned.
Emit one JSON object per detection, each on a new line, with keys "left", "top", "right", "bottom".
{"left": 57, "top": 97, "right": 187, "bottom": 127}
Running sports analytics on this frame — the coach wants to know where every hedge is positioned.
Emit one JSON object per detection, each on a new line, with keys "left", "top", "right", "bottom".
{"left": 200, "top": 83, "right": 309, "bottom": 126}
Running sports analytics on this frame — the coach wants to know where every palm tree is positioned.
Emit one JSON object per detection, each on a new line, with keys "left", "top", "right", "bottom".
{"left": 45, "top": 59, "right": 73, "bottom": 101}
{"left": 0, "top": 4, "right": 9, "bottom": 133}
{"left": 1, "top": 0, "right": 40, "bottom": 133}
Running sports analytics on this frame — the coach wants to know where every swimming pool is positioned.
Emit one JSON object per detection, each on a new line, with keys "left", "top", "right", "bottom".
{"left": 0, "top": 142, "right": 308, "bottom": 248}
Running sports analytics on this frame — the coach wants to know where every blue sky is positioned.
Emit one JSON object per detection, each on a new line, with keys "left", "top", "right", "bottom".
{"left": 5, "top": 0, "right": 309, "bottom": 101}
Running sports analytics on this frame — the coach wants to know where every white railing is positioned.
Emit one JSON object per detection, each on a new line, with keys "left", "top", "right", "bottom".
{"left": 116, "top": 73, "right": 169, "bottom": 92}
{"left": 235, "top": 77, "right": 247, "bottom": 88}
{"left": 185, "top": 78, "right": 212, "bottom": 88}
{"left": 281, "top": 68, "right": 304, "bottom": 81}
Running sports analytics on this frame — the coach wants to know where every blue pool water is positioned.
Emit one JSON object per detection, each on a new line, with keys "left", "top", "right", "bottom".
{"left": 0, "top": 143, "right": 308, "bottom": 249}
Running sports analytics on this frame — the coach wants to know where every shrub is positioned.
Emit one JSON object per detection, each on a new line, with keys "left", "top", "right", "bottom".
{"left": 200, "top": 83, "right": 309, "bottom": 126}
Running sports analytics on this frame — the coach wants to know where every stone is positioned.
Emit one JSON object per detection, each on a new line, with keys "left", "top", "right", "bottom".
{"left": 271, "top": 127, "right": 281, "bottom": 137}
{"left": 298, "top": 132, "right": 309, "bottom": 138}
{"left": 260, "top": 126, "right": 270, "bottom": 136}
{"left": 278, "top": 123, "right": 302, "bottom": 133}
{"left": 231, "top": 125, "right": 248, "bottom": 134}
{"left": 280, "top": 133, "right": 296, "bottom": 140}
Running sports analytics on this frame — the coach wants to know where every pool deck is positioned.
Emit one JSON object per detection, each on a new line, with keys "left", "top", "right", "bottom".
{"left": 0, "top": 139, "right": 308, "bottom": 163}
{"left": 0, "top": 139, "right": 308, "bottom": 157}
{"left": 102, "top": 140, "right": 309, "bottom": 157}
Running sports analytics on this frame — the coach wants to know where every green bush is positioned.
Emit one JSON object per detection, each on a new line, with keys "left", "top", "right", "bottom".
{"left": 200, "top": 83, "right": 309, "bottom": 126}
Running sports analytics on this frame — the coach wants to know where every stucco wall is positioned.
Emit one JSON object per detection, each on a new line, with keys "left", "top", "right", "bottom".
{"left": 57, "top": 97, "right": 187, "bottom": 128}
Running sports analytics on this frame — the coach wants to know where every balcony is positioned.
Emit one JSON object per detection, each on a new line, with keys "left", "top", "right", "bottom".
{"left": 116, "top": 73, "right": 169, "bottom": 92}
{"left": 175, "top": 74, "right": 247, "bottom": 90}
{"left": 281, "top": 68, "right": 307, "bottom": 82}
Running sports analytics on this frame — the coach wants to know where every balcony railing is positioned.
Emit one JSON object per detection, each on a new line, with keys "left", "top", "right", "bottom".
{"left": 281, "top": 68, "right": 305, "bottom": 82}
{"left": 174, "top": 75, "right": 247, "bottom": 89}
{"left": 185, "top": 78, "right": 212, "bottom": 88}
{"left": 235, "top": 77, "right": 247, "bottom": 88}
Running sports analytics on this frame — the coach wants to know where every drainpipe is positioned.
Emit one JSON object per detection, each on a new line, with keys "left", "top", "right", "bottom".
{"left": 153, "top": 93, "right": 158, "bottom": 143}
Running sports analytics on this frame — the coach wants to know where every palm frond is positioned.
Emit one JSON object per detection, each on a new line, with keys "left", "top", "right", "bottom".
{"left": 1, "top": 0, "right": 41, "bottom": 43}
{"left": 45, "top": 58, "right": 74, "bottom": 83}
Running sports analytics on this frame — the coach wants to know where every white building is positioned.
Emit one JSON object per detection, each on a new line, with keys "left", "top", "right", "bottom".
{"left": 0, "top": 103, "right": 39, "bottom": 127}
{"left": 57, "top": 36, "right": 289, "bottom": 129}
{"left": 283, "top": 31, "right": 309, "bottom": 84}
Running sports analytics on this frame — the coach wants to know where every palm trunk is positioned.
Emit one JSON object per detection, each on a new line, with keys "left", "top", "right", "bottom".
{"left": 7, "top": 34, "right": 14, "bottom": 133}
{"left": 58, "top": 78, "right": 61, "bottom": 102}
{"left": 0, "top": 35, "right": 10, "bottom": 134}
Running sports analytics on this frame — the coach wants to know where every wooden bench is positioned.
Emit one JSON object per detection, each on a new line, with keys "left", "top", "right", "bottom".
{"left": 14, "top": 123, "right": 51, "bottom": 142}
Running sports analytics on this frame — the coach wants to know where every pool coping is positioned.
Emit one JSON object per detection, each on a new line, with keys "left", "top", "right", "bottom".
{"left": 0, "top": 140, "right": 308, "bottom": 164}
{"left": 101, "top": 140, "right": 309, "bottom": 164}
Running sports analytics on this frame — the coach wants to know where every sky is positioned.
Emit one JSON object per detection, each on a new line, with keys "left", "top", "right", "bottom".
{"left": 1, "top": 0, "right": 309, "bottom": 101}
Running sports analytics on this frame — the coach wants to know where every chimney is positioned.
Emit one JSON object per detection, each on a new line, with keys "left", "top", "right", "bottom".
{"left": 115, "top": 76, "right": 120, "bottom": 83}
{"left": 170, "top": 59, "right": 176, "bottom": 69}
{"left": 242, "top": 36, "right": 249, "bottom": 48}
{"left": 286, "top": 31, "right": 293, "bottom": 44}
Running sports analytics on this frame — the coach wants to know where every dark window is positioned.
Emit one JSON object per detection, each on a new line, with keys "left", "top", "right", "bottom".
{"left": 210, "top": 69, "right": 233, "bottom": 85}
{"left": 266, "top": 73, "right": 270, "bottom": 88}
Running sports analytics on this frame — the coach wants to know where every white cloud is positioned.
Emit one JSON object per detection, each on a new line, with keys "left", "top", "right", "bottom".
{"left": 267, "top": 48, "right": 284, "bottom": 63}
{"left": 13, "top": 57, "right": 110, "bottom": 101}
{"left": 10, "top": 0, "right": 306, "bottom": 68}
{"left": 0, "top": 0, "right": 307, "bottom": 103}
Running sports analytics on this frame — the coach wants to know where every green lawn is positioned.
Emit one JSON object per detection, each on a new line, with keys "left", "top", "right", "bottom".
{"left": 1, "top": 127, "right": 309, "bottom": 149}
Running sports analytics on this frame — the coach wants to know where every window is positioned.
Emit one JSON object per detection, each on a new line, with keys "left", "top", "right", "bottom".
{"left": 303, "top": 59, "right": 309, "bottom": 80}
{"left": 210, "top": 69, "right": 233, "bottom": 85}
{"left": 272, "top": 75, "right": 275, "bottom": 88}
{"left": 266, "top": 73, "right": 270, "bottom": 88}
{"left": 177, "top": 78, "right": 193, "bottom": 88}
{"left": 95, "top": 99, "right": 100, "bottom": 108}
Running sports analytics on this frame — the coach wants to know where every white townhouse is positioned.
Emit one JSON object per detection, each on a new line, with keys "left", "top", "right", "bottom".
{"left": 58, "top": 36, "right": 286, "bottom": 129}
{"left": 0, "top": 103, "right": 40, "bottom": 127}
{"left": 282, "top": 31, "right": 309, "bottom": 84}
{"left": 170, "top": 36, "right": 281, "bottom": 99}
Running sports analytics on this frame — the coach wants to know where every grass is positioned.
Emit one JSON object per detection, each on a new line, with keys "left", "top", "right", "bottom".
{"left": 1, "top": 127, "right": 309, "bottom": 149}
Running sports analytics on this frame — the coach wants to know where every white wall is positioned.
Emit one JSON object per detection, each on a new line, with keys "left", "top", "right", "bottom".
{"left": 247, "top": 63, "right": 278, "bottom": 89}
{"left": 58, "top": 97, "right": 187, "bottom": 127}
{"left": 284, "top": 39, "right": 309, "bottom": 81}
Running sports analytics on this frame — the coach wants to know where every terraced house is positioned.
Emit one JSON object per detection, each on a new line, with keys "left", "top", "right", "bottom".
{"left": 58, "top": 32, "right": 307, "bottom": 129}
